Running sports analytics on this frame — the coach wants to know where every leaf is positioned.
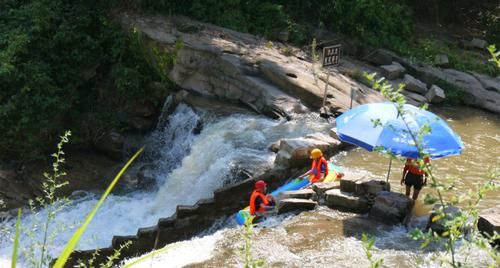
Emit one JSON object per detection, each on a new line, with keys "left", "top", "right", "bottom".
{"left": 11, "top": 209, "right": 21, "bottom": 268}
{"left": 53, "top": 147, "right": 144, "bottom": 268}
{"left": 432, "top": 214, "right": 443, "bottom": 222}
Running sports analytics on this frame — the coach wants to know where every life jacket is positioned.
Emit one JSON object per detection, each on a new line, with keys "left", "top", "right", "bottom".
{"left": 310, "top": 157, "right": 329, "bottom": 183}
{"left": 249, "top": 190, "right": 269, "bottom": 215}
{"left": 404, "top": 157, "right": 430, "bottom": 176}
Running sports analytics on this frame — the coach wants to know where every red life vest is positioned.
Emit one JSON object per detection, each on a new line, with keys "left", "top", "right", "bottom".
{"left": 249, "top": 190, "right": 269, "bottom": 215}
{"left": 404, "top": 157, "right": 430, "bottom": 176}
{"left": 310, "top": 157, "right": 329, "bottom": 183}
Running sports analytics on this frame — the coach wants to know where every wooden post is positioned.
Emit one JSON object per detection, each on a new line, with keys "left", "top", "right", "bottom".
{"left": 386, "top": 157, "right": 392, "bottom": 183}
{"left": 322, "top": 72, "right": 330, "bottom": 107}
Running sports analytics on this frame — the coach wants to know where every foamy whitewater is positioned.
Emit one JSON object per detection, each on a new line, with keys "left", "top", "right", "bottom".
{"left": 0, "top": 104, "right": 330, "bottom": 267}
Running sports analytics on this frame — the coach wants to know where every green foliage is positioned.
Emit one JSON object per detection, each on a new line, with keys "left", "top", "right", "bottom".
{"left": 488, "top": 45, "right": 500, "bottom": 67}
{"left": 328, "top": 0, "right": 412, "bottom": 48}
{"left": 21, "top": 131, "right": 72, "bottom": 268}
{"left": 361, "top": 233, "right": 383, "bottom": 268}
{"left": 240, "top": 216, "right": 264, "bottom": 268}
{"left": 0, "top": 0, "right": 157, "bottom": 160}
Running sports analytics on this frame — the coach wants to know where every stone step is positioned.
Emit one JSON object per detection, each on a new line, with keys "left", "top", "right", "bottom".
{"left": 312, "top": 181, "right": 340, "bottom": 198}
{"left": 279, "top": 189, "right": 316, "bottom": 200}
{"left": 354, "top": 177, "right": 390, "bottom": 196}
{"left": 324, "top": 189, "right": 370, "bottom": 214}
{"left": 278, "top": 198, "right": 317, "bottom": 214}
{"left": 340, "top": 173, "right": 367, "bottom": 193}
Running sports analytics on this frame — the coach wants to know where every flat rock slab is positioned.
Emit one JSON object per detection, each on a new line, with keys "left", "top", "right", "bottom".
{"left": 355, "top": 177, "right": 390, "bottom": 196}
{"left": 381, "top": 61, "right": 406, "bottom": 80}
{"left": 478, "top": 205, "right": 500, "bottom": 245}
{"left": 340, "top": 173, "right": 366, "bottom": 193}
{"left": 278, "top": 198, "right": 317, "bottom": 214}
{"left": 403, "top": 74, "right": 428, "bottom": 94}
{"left": 325, "top": 189, "right": 370, "bottom": 214}
{"left": 369, "top": 191, "right": 414, "bottom": 224}
{"left": 312, "top": 181, "right": 340, "bottom": 198}
{"left": 279, "top": 189, "right": 316, "bottom": 200}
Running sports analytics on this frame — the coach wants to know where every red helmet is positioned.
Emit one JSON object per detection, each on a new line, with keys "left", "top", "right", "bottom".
{"left": 255, "top": 180, "right": 267, "bottom": 189}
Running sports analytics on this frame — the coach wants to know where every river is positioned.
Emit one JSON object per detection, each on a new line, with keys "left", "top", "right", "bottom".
{"left": 0, "top": 105, "right": 498, "bottom": 267}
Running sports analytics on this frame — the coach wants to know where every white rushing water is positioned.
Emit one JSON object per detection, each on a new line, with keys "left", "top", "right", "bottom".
{"left": 0, "top": 104, "right": 330, "bottom": 267}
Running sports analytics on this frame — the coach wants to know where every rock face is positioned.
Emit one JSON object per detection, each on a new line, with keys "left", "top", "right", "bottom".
{"left": 369, "top": 191, "right": 414, "bottom": 224}
{"left": 410, "top": 65, "right": 500, "bottom": 114}
{"left": 274, "top": 132, "right": 342, "bottom": 168}
{"left": 324, "top": 189, "right": 370, "bottom": 213}
{"left": 425, "top": 85, "right": 446, "bottom": 103}
{"left": 94, "top": 131, "right": 125, "bottom": 161}
{"left": 403, "top": 74, "right": 428, "bottom": 94}
{"left": 1, "top": 151, "right": 119, "bottom": 212}
{"left": 381, "top": 62, "right": 406, "bottom": 80}
{"left": 478, "top": 205, "right": 500, "bottom": 245}
{"left": 277, "top": 198, "right": 317, "bottom": 214}
{"left": 119, "top": 12, "right": 385, "bottom": 117}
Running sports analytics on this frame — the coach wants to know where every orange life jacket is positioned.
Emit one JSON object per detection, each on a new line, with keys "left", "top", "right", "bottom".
{"left": 310, "top": 157, "right": 329, "bottom": 183}
{"left": 249, "top": 190, "right": 269, "bottom": 215}
{"left": 404, "top": 157, "right": 430, "bottom": 176}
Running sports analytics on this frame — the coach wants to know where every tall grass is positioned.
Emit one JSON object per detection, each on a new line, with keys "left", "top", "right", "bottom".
{"left": 10, "top": 209, "right": 21, "bottom": 268}
{"left": 53, "top": 146, "right": 144, "bottom": 268}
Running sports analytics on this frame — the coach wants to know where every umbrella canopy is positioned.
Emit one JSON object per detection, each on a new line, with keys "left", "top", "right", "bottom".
{"left": 335, "top": 102, "right": 464, "bottom": 159}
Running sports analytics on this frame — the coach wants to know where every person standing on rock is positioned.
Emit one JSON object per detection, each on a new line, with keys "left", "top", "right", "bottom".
{"left": 301, "top": 148, "right": 329, "bottom": 184}
{"left": 401, "top": 157, "right": 430, "bottom": 200}
{"left": 249, "top": 180, "right": 275, "bottom": 223}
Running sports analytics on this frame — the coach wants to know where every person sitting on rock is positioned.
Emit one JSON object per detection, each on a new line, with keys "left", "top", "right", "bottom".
{"left": 401, "top": 156, "right": 430, "bottom": 200}
{"left": 249, "top": 180, "right": 275, "bottom": 222}
{"left": 301, "top": 148, "right": 329, "bottom": 184}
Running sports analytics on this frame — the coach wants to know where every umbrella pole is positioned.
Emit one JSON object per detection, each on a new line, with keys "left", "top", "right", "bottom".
{"left": 386, "top": 157, "right": 392, "bottom": 183}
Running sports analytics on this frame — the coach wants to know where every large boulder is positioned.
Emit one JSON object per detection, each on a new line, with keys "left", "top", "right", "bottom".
{"left": 278, "top": 198, "right": 317, "bottom": 214}
{"left": 369, "top": 191, "right": 414, "bottom": 224}
{"left": 340, "top": 173, "right": 366, "bottom": 193}
{"left": 363, "top": 49, "right": 394, "bottom": 66}
{"left": 325, "top": 189, "right": 370, "bottom": 213}
{"left": 425, "top": 85, "right": 446, "bottom": 103}
{"left": 478, "top": 205, "right": 500, "bottom": 245}
{"left": 403, "top": 74, "right": 428, "bottom": 94}
{"left": 381, "top": 62, "right": 406, "bottom": 80}
{"left": 274, "top": 133, "right": 342, "bottom": 168}
{"left": 354, "top": 177, "right": 390, "bottom": 196}
{"left": 472, "top": 73, "right": 500, "bottom": 94}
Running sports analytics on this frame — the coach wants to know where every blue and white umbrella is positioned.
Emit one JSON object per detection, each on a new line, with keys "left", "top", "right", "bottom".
{"left": 335, "top": 102, "right": 464, "bottom": 159}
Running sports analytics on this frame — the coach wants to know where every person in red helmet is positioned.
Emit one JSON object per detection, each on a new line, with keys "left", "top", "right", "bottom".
{"left": 249, "top": 180, "right": 275, "bottom": 222}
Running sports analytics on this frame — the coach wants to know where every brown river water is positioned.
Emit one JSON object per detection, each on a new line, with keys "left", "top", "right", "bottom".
{"left": 125, "top": 106, "right": 498, "bottom": 268}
